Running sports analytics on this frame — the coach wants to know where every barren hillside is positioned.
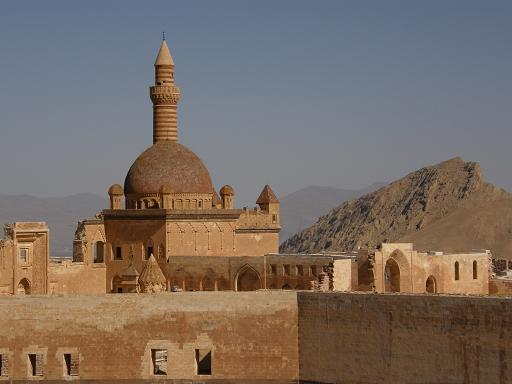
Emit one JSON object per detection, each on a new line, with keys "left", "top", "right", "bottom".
{"left": 280, "top": 157, "right": 512, "bottom": 258}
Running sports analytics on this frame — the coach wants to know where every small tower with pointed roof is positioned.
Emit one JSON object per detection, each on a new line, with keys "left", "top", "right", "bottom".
{"left": 138, "top": 254, "right": 167, "bottom": 293}
{"left": 256, "top": 184, "right": 280, "bottom": 225}
{"left": 150, "top": 37, "right": 181, "bottom": 143}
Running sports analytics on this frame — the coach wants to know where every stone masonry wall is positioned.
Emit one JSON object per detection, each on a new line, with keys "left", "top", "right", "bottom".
{"left": 297, "top": 292, "right": 512, "bottom": 384}
{"left": 0, "top": 292, "right": 298, "bottom": 382}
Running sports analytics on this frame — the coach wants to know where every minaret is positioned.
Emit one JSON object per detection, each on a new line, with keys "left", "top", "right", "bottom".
{"left": 150, "top": 36, "right": 181, "bottom": 143}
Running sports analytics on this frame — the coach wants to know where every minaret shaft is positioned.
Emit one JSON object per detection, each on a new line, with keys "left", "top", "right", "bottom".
{"left": 150, "top": 41, "right": 180, "bottom": 144}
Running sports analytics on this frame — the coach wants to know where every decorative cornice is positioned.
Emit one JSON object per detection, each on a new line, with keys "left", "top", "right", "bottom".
{"left": 150, "top": 85, "right": 181, "bottom": 105}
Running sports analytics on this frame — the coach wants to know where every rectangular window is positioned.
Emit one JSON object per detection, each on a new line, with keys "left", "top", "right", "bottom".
{"left": 270, "top": 264, "right": 277, "bottom": 275}
{"left": 117, "top": 287, "right": 123, "bottom": 293}
{"left": 297, "top": 265, "right": 304, "bottom": 276}
{"left": 115, "top": 246, "right": 122, "bottom": 260}
{"left": 151, "top": 349, "right": 168, "bottom": 375}
{"left": 195, "top": 349, "right": 211, "bottom": 375}
{"left": 19, "top": 248, "right": 28, "bottom": 263}
{"left": 310, "top": 265, "right": 318, "bottom": 277}
{"left": 272, "top": 214, "right": 277, "bottom": 223}
{"left": 63, "top": 353, "right": 79, "bottom": 376}
{"left": 0, "top": 354, "right": 8, "bottom": 377}
{"left": 28, "top": 353, "right": 43, "bottom": 377}
{"left": 283, "top": 264, "right": 290, "bottom": 276}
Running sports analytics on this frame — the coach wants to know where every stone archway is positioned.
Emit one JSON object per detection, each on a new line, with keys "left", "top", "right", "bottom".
{"left": 426, "top": 275, "right": 437, "bottom": 294}
{"left": 17, "top": 278, "right": 31, "bottom": 295}
{"left": 384, "top": 259, "right": 400, "bottom": 292}
{"left": 235, "top": 265, "right": 262, "bottom": 292}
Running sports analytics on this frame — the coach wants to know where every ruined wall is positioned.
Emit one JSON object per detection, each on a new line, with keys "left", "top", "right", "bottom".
{"left": 297, "top": 292, "right": 512, "bottom": 384}
{"left": 48, "top": 261, "right": 106, "bottom": 294}
{"left": 0, "top": 292, "right": 298, "bottom": 382}
{"left": 489, "top": 278, "right": 512, "bottom": 296}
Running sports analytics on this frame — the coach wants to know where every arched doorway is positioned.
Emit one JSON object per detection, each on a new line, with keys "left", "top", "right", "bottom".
{"left": 426, "top": 275, "right": 437, "bottom": 294}
{"left": 384, "top": 259, "right": 400, "bottom": 292}
{"left": 17, "top": 278, "right": 31, "bottom": 295}
{"left": 235, "top": 265, "right": 261, "bottom": 291}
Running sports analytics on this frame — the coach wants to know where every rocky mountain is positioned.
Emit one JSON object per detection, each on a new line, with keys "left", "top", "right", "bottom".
{"left": 279, "top": 183, "right": 386, "bottom": 243}
{"left": 280, "top": 157, "right": 512, "bottom": 259}
{"left": 0, "top": 193, "right": 107, "bottom": 256}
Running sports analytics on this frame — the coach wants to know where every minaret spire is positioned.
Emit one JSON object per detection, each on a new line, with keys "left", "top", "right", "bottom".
{"left": 150, "top": 38, "right": 180, "bottom": 143}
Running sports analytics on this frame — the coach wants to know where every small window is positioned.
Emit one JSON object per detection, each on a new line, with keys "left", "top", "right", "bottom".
{"left": 115, "top": 246, "right": 122, "bottom": 260}
{"left": 151, "top": 349, "right": 168, "bottom": 375}
{"left": 0, "top": 354, "right": 8, "bottom": 377}
{"left": 146, "top": 246, "right": 154, "bottom": 260}
{"left": 117, "top": 287, "right": 123, "bottom": 293}
{"left": 297, "top": 265, "right": 304, "bottom": 276}
{"left": 272, "top": 214, "right": 277, "bottom": 223}
{"left": 63, "top": 353, "right": 79, "bottom": 377}
{"left": 198, "top": 200, "right": 202, "bottom": 208}
{"left": 28, "top": 353, "right": 43, "bottom": 377}
{"left": 195, "top": 349, "right": 211, "bottom": 375}
{"left": 19, "top": 248, "right": 28, "bottom": 263}
{"left": 94, "top": 241, "right": 104, "bottom": 263}
{"left": 473, "top": 260, "right": 478, "bottom": 280}
{"left": 311, "top": 265, "right": 318, "bottom": 277}
{"left": 283, "top": 264, "right": 290, "bottom": 276}
{"left": 270, "top": 264, "right": 277, "bottom": 275}
{"left": 455, "top": 261, "right": 460, "bottom": 281}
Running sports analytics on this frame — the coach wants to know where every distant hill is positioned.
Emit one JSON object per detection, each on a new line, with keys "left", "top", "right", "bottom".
{"left": 279, "top": 183, "right": 386, "bottom": 243}
{"left": 0, "top": 193, "right": 107, "bottom": 256}
{"left": 280, "top": 157, "right": 512, "bottom": 259}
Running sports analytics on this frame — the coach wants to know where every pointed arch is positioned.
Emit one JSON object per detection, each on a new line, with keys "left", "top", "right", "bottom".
{"left": 384, "top": 258, "right": 400, "bottom": 292}
{"left": 426, "top": 275, "right": 437, "bottom": 294}
{"left": 17, "top": 278, "right": 31, "bottom": 295}
{"left": 234, "top": 264, "right": 262, "bottom": 292}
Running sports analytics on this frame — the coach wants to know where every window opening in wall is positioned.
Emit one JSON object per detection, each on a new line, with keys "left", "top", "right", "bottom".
{"left": 63, "top": 353, "right": 79, "bottom": 377}
{"left": 28, "top": 353, "right": 43, "bottom": 377}
{"left": 283, "top": 264, "right": 290, "bottom": 276}
{"left": 195, "top": 349, "right": 212, "bottom": 375}
{"left": 151, "top": 349, "right": 168, "bottom": 375}
{"left": 117, "top": 287, "right": 123, "bottom": 293}
{"left": 19, "top": 248, "right": 28, "bottom": 263}
{"left": 310, "top": 265, "right": 318, "bottom": 277}
{"left": 272, "top": 214, "right": 277, "bottom": 223}
{"left": 455, "top": 261, "right": 460, "bottom": 281}
{"left": 94, "top": 241, "right": 104, "bottom": 263}
{"left": 297, "top": 265, "right": 304, "bottom": 276}
{"left": 270, "top": 264, "right": 277, "bottom": 275}
{"left": 0, "top": 354, "right": 8, "bottom": 377}
{"left": 198, "top": 201, "right": 202, "bottom": 208}
{"left": 115, "top": 246, "right": 122, "bottom": 260}
{"left": 146, "top": 246, "right": 154, "bottom": 259}
{"left": 473, "top": 260, "right": 478, "bottom": 279}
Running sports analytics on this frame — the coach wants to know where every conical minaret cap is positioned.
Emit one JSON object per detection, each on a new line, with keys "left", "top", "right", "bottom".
{"left": 155, "top": 40, "right": 174, "bottom": 66}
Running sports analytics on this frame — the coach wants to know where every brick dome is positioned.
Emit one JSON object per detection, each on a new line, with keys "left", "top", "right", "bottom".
{"left": 124, "top": 141, "right": 214, "bottom": 195}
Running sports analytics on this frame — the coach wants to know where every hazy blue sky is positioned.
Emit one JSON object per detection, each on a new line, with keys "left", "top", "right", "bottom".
{"left": 0, "top": 1, "right": 511, "bottom": 206}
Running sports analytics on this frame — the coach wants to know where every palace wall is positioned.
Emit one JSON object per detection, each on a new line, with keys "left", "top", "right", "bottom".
{"left": 298, "top": 292, "right": 512, "bottom": 384}
{"left": 0, "top": 292, "right": 299, "bottom": 382}
{"left": 48, "top": 261, "right": 106, "bottom": 294}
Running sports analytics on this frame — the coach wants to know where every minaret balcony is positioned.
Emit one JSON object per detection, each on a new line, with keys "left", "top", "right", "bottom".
{"left": 150, "top": 85, "right": 181, "bottom": 104}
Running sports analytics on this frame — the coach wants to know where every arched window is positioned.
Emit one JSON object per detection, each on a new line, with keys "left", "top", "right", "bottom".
{"left": 454, "top": 261, "right": 460, "bottom": 281}
{"left": 425, "top": 275, "right": 437, "bottom": 294}
{"left": 473, "top": 260, "right": 478, "bottom": 280}
{"left": 93, "top": 241, "right": 104, "bottom": 263}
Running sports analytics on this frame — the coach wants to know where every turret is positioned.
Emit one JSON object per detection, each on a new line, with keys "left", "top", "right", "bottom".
{"left": 256, "top": 184, "right": 280, "bottom": 225}
{"left": 108, "top": 184, "right": 124, "bottom": 209}
{"left": 219, "top": 185, "right": 235, "bottom": 209}
{"left": 150, "top": 37, "right": 181, "bottom": 143}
